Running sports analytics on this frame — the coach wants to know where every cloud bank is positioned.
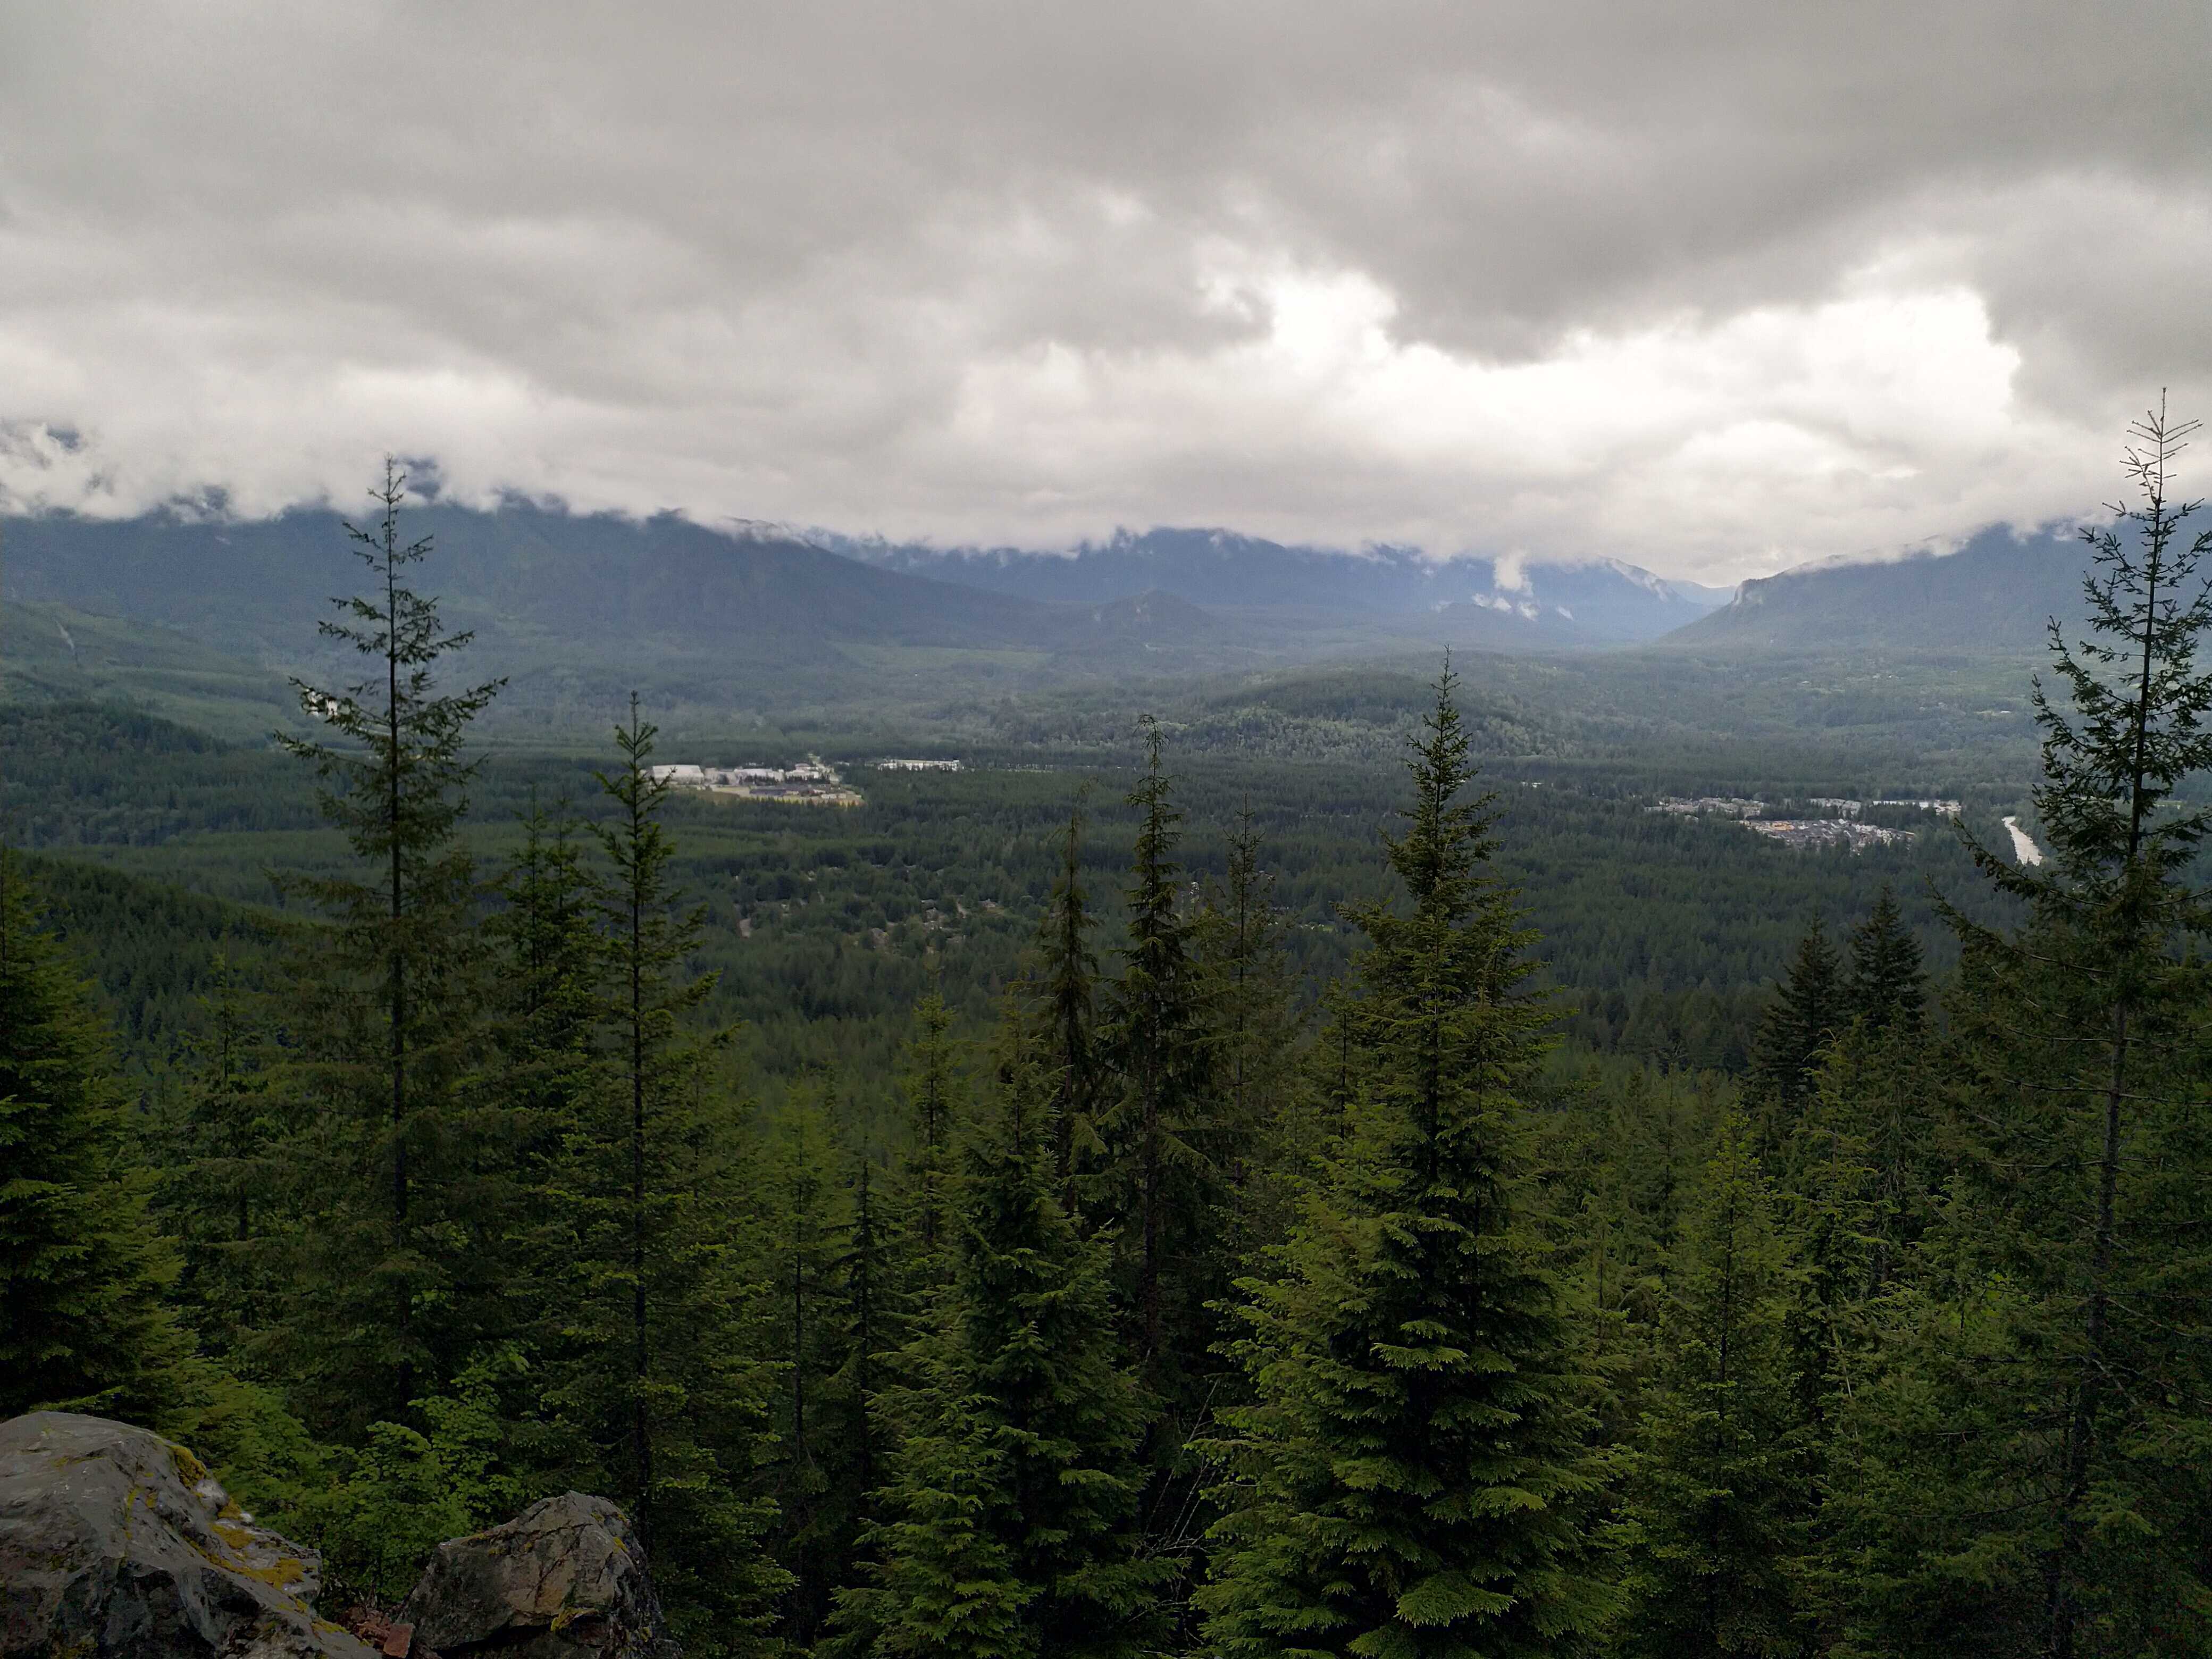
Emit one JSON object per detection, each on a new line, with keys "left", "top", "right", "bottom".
{"left": 2, "top": 2, "right": 2206, "bottom": 580}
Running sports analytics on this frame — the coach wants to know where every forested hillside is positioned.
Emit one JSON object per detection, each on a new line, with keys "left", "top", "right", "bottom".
{"left": 6, "top": 442, "right": 2210, "bottom": 1656}
{"left": 848, "top": 527, "right": 1727, "bottom": 644}
{"left": 1669, "top": 522, "right": 2091, "bottom": 653}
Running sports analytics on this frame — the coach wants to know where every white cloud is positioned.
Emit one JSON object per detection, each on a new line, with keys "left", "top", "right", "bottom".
{"left": 0, "top": 1, "right": 2205, "bottom": 580}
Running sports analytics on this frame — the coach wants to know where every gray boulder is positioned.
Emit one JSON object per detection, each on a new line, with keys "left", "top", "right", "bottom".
{"left": 0, "top": 1410, "right": 373, "bottom": 1659}
{"left": 399, "top": 1493, "right": 673, "bottom": 1659}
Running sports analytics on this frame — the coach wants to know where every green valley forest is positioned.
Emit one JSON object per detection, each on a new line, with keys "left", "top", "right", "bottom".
{"left": 7, "top": 430, "right": 2211, "bottom": 1659}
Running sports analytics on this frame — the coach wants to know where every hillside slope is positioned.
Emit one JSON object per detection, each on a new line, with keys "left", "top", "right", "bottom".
{"left": 848, "top": 527, "right": 1725, "bottom": 644}
{"left": 1664, "top": 525, "right": 2090, "bottom": 654}
{"left": 1, "top": 598, "right": 298, "bottom": 739}
{"left": 0, "top": 505, "right": 1068, "bottom": 663}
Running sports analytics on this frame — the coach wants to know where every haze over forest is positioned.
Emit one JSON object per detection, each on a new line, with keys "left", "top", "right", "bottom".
{"left": 5, "top": 7, "right": 2211, "bottom": 1659}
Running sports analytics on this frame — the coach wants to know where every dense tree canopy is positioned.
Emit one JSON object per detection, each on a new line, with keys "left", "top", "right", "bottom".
{"left": 6, "top": 436, "right": 2210, "bottom": 1656}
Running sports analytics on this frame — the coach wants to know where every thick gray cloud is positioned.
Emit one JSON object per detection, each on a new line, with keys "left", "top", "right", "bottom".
{"left": 2, "top": 1, "right": 2206, "bottom": 579}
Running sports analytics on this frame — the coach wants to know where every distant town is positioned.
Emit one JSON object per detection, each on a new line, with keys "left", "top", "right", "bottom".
{"left": 647, "top": 755, "right": 963, "bottom": 806}
{"left": 1650, "top": 794, "right": 1965, "bottom": 853}
{"left": 648, "top": 756, "right": 862, "bottom": 806}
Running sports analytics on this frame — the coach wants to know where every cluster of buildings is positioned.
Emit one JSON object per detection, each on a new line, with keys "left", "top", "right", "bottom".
{"left": 874, "top": 757, "right": 963, "bottom": 771}
{"left": 1653, "top": 791, "right": 1968, "bottom": 854}
{"left": 1807, "top": 797, "right": 1963, "bottom": 819}
{"left": 1652, "top": 795, "right": 1768, "bottom": 818}
{"left": 647, "top": 757, "right": 861, "bottom": 807}
{"left": 1744, "top": 819, "right": 1917, "bottom": 851}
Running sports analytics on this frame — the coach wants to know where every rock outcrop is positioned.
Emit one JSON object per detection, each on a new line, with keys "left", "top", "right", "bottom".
{"left": 0, "top": 1410, "right": 373, "bottom": 1659}
{"left": 399, "top": 1493, "right": 674, "bottom": 1659}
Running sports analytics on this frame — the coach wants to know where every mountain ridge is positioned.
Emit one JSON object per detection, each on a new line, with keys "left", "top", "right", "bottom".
{"left": 841, "top": 526, "right": 1727, "bottom": 644}
{"left": 1661, "top": 523, "right": 2095, "bottom": 654}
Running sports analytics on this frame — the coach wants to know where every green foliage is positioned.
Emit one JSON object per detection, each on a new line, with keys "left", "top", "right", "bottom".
{"left": 1844, "top": 885, "right": 1925, "bottom": 1035}
{"left": 272, "top": 465, "right": 510, "bottom": 1432}
{"left": 761, "top": 1076, "right": 857, "bottom": 1646}
{"left": 1748, "top": 917, "right": 1841, "bottom": 1144}
{"left": 0, "top": 849, "right": 192, "bottom": 1420}
{"left": 896, "top": 991, "right": 966, "bottom": 1262}
{"left": 837, "top": 1045, "right": 1170, "bottom": 1659}
{"left": 154, "top": 957, "right": 289, "bottom": 1355}
{"left": 1195, "top": 801, "right": 1312, "bottom": 1268}
{"left": 1101, "top": 716, "right": 1224, "bottom": 1381}
{"left": 1620, "top": 1110, "right": 1808, "bottom": 1657}
{"left": 284, "top": 1348, "right": 531, "bottom": 1603}
{"left": 529, "top": 697, "right": 788, "bottom": 1654}
{"left": 1199, "top": 670, "right": 1618, "bottom": 1658}
{"left": 1033, "top": 802, "right": 1101, "bottom": 1210}
{"left": 1904, "top": 405, "right": 2212, "bottom": 1651}
{"left": 17, "top": 431, "right": 2212, "bottom": 1657}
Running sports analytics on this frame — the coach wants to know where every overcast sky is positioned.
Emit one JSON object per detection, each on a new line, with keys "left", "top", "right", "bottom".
{"left": 2, "top": 3, "right": 2207, "bottom": 581}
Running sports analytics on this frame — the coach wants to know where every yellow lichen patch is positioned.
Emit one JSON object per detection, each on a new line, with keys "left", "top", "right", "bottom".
{"left": 229, "top": 1554, "right": 311, "bottom": 1590}
{"left": 212, "top": 1520, "right": 258, "bottom": 1553}
{"left": 170, "top": 1445, "right": 211, "bottom": 1484}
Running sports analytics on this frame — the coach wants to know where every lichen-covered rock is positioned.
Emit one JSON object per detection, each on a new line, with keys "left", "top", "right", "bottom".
{"left": 399, "top": 1493, "right": 674, "bottom": 1659}
{"left": 0, "top": 1410, "right": 373, "bottom": 1658}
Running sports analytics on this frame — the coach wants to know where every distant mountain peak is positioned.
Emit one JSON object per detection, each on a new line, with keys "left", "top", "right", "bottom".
{"left": 1663, "top": 521, "right": 2098, "bottom": 653}
{"left": 845, "top": 526, "right": 1725, "bottom": 645}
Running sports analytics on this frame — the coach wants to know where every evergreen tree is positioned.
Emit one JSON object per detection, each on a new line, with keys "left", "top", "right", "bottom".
{"left": 1812, "top": 998, "right": 1942, "bottom": 1300}
{"left": 1197, "top": 667, "right": 1617, "bottom": 1658}
{"left": 1197, "top": 800, "right": 1308, "bottom": 1246}
{"left": 1540, "top": 1061, "right": 1720, "bottom": 1423}
{"left": 1844, "top": 886, "right": 1925, "bottom": 1036}
{"left": 897, "top": 990, "right": 966, "bottom": 1262}
{"left": 1101, "top": 715, "right": 1220, "bottom": 1376}
{"left": 488, "top": 798, "right": 607, "bottom": 1166}
{"left": 805, "top": 1153, "right": 900, "bottom": 1647}
{"left": 593, "top": 696, "right": 708, "bottom": 1544}
{"left": 275, "top": 460, "right": 505, "bottom": 1429}
{"left": 474, "top": 798, "right": 611, "bottom": 1490}
{"left": 764, "top": 1073, "right": 854, "bottom": 1647}
{"left": 1035, "top": 802, "right": 1101, "bottom": 1213}
{"left": 1621, "top": 1109, "right": 1808, "bottom": 1657}
{"left": 1748, "top": 918, "right": 1841, "bottom": 1147}
{"left": 0, "top": 848, "right": 192, "bottom": 1419}
{"left": 834, "top": 1040, "right": 1170, "bottom": 1659}
{"left": 533, "top": 698, "right": 787, "bottom": 1655}
{"left": 1887, "top": 403, "right": 2212, "bottom": 1652}
{"left": 158, "top": 953, "right": 287, "bottom": 1360}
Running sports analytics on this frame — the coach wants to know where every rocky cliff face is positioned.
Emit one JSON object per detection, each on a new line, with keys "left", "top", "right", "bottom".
{"left": 0, "top": 1411, "right": 372, "bottom": 1659}
{"left": 400, "top": 1493, "right": 676, "bottom": 1659}
{"left": 0, "top": 1413, "right": 674, "bottom": 1659}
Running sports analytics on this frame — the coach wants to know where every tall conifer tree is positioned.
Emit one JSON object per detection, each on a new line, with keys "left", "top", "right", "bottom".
{"left": 489, "top": 798, "right": 606, "bottom": 1170}
{"left": 1102, "top": 716, "right": 1219, "bottom": 1374}
{"left": 276, "top": 460, "right": 504, "bottom": 1429}
{"left": 159, "top": 954, "right": 287, "bottom": 1360}
{"left": 764, "top": 1074, "right": 853, "bottom": 1646}
{"left": 1870, "top": 402, "right": 2212, "bottom": 1652}
{"left": 834, "top": 1036, "right": 1169, "bottom": 1659}
{"left": 1844, "top": 886, "right": 1925, "bottom": 1036}
{"left": 1197, "top": 667, "right": 1616, "bottom": 1657}
{"left": 1198, "top": 802, "right": 1306, "bottom": 1220}
{"left": 896, "top": 991, "right": 966, "bottom": 1262}
{"left": 1622, "top": 1109, "right": 1808, "bottom": 1657}
{"left": 801, "top": 1154, "right": 900, "bottom": 1648}
{"left": 0, "top": 850, "right": 191, "bottom": 1419}
{"left": 531, "top": 699, "right": 786, "bottom": 1655}
{"left": 1749, "top": 919, "right": 1841, "bottom": 1147}
{"left": 1035, "top": 802, "right": 1101, "bottom": 1212}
